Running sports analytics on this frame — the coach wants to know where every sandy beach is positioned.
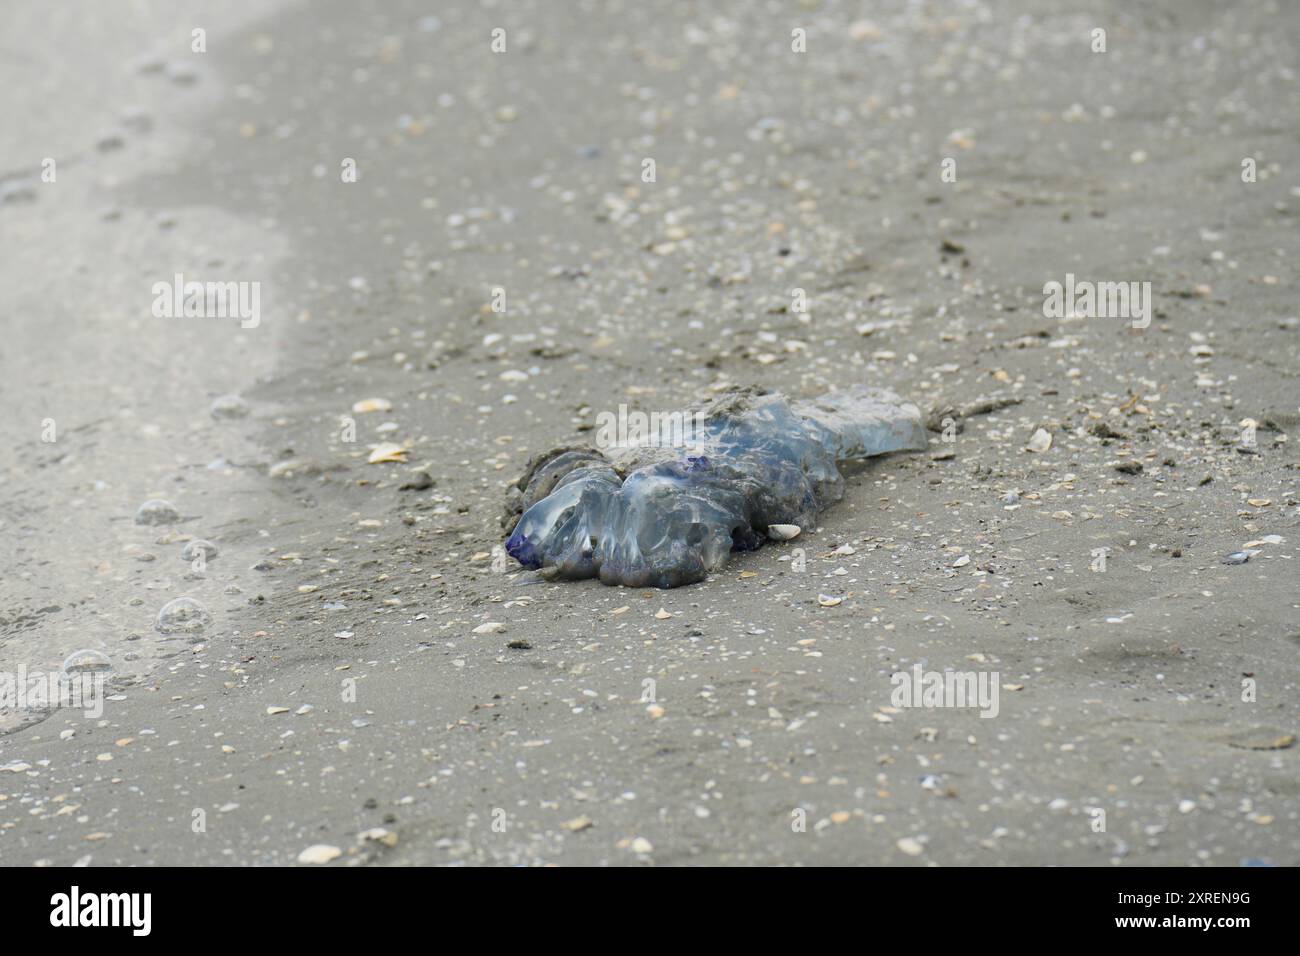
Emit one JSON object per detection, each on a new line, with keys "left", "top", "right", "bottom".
{"left": 0, "top": 0, "right": 1296, "bottom": 866}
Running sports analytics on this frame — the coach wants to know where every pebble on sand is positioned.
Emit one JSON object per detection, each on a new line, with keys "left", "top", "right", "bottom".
{"left": 209, "top": 394, "right": 249, "bottom": 419}
{"left": 297, "top": 844, "right": 342, "bottom": 864}
{"left": 359, "top": 827, "right": 398, "bottom": 847}
{"left": 896, "top": 837, "right": 925, "bottom": 856}
{"left": 135, "top": 499, "right": 180, "bottom": 525}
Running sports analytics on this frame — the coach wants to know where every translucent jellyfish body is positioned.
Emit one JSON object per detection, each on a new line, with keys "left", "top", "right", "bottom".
{"left": 504, "top": 386, "right": 927, "bottom": 588}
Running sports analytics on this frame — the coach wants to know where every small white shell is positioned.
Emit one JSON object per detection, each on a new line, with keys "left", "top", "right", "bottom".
{"left": 767, "top": 524, "right": 802, "bottom": 541}
{"left": 1026, "top": 428, "right": 1052, "bottom": 453}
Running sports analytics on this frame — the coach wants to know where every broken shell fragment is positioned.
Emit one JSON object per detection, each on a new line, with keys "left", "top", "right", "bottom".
{"left": 767, "top": 524, "right": 802, "bottom": 541}
{"left": 1026, "top": 428, "right": 1053, "bottom": 453}
{"left": 1223, "top": 550, "right": 1258, "bottom": 565}
{"left": 367, "top": 443, "right": 408, "bottom": 464}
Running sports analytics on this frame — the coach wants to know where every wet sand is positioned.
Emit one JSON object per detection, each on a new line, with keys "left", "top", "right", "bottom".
{"left": 0, "top": 0, "right": 1296, "bottom": 865}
